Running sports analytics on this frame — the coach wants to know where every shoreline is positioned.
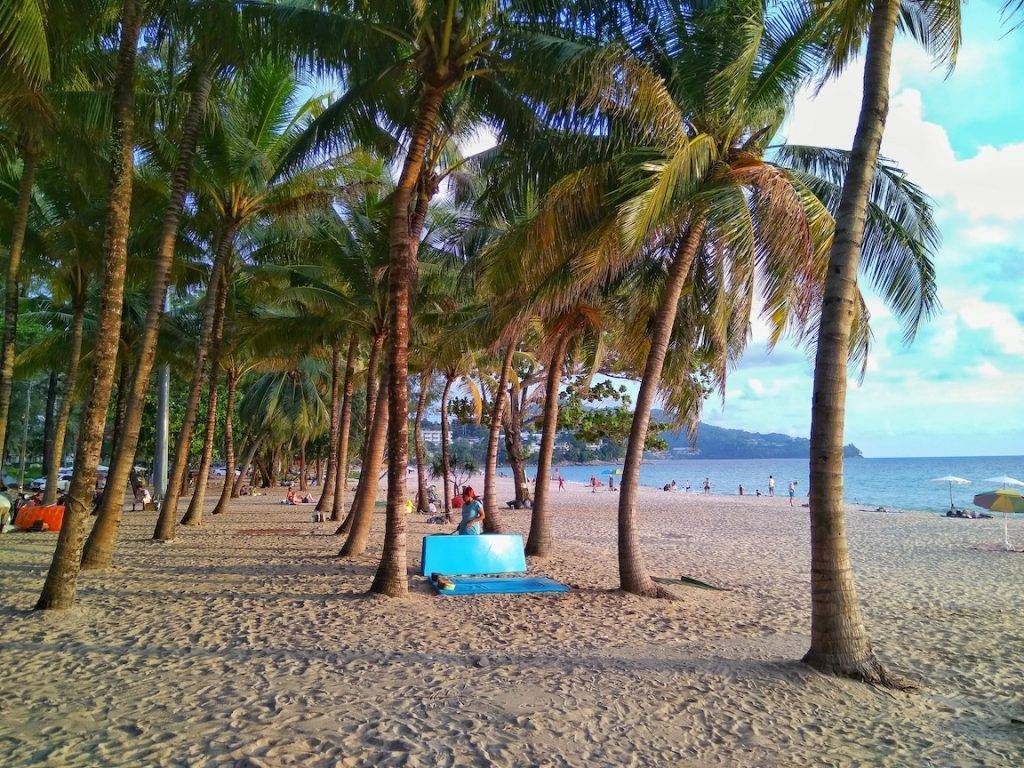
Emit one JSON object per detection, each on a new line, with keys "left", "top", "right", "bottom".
{"left": 1, "top": 475, "right": 1020, "bottom": 766}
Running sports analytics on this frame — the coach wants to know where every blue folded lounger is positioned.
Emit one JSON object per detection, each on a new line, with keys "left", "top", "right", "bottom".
{"left": 420, "top": 533, "right": 569, "bottom": 596}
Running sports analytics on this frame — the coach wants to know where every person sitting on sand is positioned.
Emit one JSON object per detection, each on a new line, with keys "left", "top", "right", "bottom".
{"left": 286, "top": 488, "right": 298, "bottom": 505}
{"left": 459, "top": 486, "right": 484, "bottom": 535}
{"left": 301, "top": 492, "right": 314, "bottom": 503}
{"left": 755, "top": 489, "right": 762, "bottom": 497}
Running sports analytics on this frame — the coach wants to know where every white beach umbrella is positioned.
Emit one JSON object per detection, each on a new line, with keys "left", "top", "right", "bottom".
{"left": 931, "top": 475, "right": 971, "bottom": 508}
{"left": 983, "top": 475, "right": 1024, "bottom": 488}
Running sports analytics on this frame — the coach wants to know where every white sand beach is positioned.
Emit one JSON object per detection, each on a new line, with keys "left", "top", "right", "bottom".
{"left": 1, "top": 477, "right": 1021, "bottom": 767}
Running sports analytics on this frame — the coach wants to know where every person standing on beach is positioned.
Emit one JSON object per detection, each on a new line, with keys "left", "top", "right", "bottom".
{"left": 459, "top": 486, "right": 485, "bottom": 534}
{"left": 787, "top": 481, "right": 796, "bottom": 507}
{"left": 738, "top": 484, "right": 744, "bottom": 496}
{"left": 768, "top": 475, "right": 775, "bottom": 497}
{"left": 608, "top": 475, "right": 615, "bottom": 491}
{"left": 590, "top": 475, "right": 599, "bottom": 493}
{"left": 703, "top": 478, "right": 712, "bottom": 496}
{"left": 557, "top": 475, "right": 565, "bottom": 491}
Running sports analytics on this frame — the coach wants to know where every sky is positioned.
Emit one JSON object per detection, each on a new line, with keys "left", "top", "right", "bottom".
{"left": 691, "top": 1, "right": 1024, "bottom": 458}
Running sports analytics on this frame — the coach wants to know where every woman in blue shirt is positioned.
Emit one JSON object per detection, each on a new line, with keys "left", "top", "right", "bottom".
{"left": 459, "top": 486, "right": 485, "bottom": 535}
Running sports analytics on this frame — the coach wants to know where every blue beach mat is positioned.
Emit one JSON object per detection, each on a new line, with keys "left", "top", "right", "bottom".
{"left": 421, "top": 533, "right": 569, "bottom": 596}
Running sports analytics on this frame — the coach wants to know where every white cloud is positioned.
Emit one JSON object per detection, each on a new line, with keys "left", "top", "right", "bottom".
{"left": 941, "top": 290, "right": 1024, "bottom": 356}
{"left": 970, "top": 362, "right": 1002, "bottom": 378}
{"left": 784, "top": 46, "right": 1024, "bottom": 224}
{"left": 962, "top": 225, "right": 1012, "bottom": 245}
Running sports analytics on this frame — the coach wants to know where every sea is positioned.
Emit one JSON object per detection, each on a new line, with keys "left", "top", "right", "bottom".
{"left": 540, "top": 455, "right": 1024, "bottom": 513}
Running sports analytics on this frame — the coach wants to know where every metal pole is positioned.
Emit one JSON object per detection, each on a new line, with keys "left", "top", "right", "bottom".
{"left": 154, "top": 363, "right": 170, "bottom": 499}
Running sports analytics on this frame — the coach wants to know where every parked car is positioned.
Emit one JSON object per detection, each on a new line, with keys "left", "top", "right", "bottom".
{"left": 29, "top": 470, "right": 73, "bottom": 493}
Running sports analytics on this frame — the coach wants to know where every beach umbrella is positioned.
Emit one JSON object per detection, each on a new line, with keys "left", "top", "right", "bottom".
{"left": 973, "top": 489, "right": 1024, "bottom": 551}
{"left": 983, "top": 475, "right": 1024, "bottom": 487}
{"left": 931, "top": 475, "right": 970, "bottom": 508}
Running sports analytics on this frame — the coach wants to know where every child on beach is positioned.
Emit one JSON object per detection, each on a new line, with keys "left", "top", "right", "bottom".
{"left": 788, "top": 481, "right": 796, "bottom": 506}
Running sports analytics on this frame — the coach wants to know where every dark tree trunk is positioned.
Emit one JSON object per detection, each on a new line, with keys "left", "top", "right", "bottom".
{"left": 414, "top": 370, "right": 432, "bottom": 513}
{"left": 803, "top": 0, "right": 902, "bottom": 685}
{"left": 483, "top": 343, "right": 515, "bottom": 533}
{"left": 0, "top": 146, "right": 39, "bottom": 475}
{"left": 339, "top": 372, "right": 388, "bottom": 554}
{"left": 42, "top": 371, "right": 58, "bottom": 477}
{"left": 331, "top": 333, "right": 358, "bottom": 522}
{"left": 526, "top": 335, "right": 569, "bottom": 558}
{"left": 179, "top": 262, "right": 229, "bottom": 528}
{"left": 36, "top": 0, "right": 143, "bottom": 610}
{"left": 370, "top": 81, "right": 445, "bottom": 598}
{"left": 617, "top": 223, "right": 705, "bottom": 598}
{"left": 212, "top": 370, "right": 238, "bottom": 515}
{"left": 107, "top": 357, "right": 130, "bottom": 465}
{"left": 153, "top": 223, "right": 233, "bottom": 541}
{"left": 503, "top": 386, "right": 529, "bottom": 504}
{"left": 83, "top": 67, "right": 214, "bottom": 564}
{"left": 233, "top": 435, "right": 260, "bottom": 497}
{"left": 42, "top": 292, "right": 85, "bottom": 505}
{"left": 298, "top": 441, "right": 307, "bottom": 491}
{"left": 440, "top": 373, "right": 454, "bottom": 521}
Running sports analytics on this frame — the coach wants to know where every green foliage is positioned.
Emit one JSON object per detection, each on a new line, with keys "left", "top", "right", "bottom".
{"left": 557, "top": 377, "right": 669, "bottom": 454}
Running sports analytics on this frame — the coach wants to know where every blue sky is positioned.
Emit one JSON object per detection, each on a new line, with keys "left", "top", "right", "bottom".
{"left": 694, "top": 1, "right": 1024, "bottom": 458}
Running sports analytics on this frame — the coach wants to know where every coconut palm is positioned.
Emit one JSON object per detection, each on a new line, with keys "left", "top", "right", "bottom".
{"left": 488, "top": 0, "right": 939, "bottom": 598}
{"left": 35, "top": 0, "right": 145, "bottom": 610}
{"left": 145, "top": 57, "right": 350, "bottom": 544}
{"left": 0, "top": 0, "right": 116, "bottom": 476}
{"left": 258, "top": 0, "right": 623, "bottom": 597}
{"left": 802, "top": 0, "right": 957, "bottom": 682}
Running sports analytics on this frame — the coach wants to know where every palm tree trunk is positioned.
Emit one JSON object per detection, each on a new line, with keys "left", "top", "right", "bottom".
{"left": 0, "top": 145, "right": 39, "bottom": 475}
{"left": 107, "top": 357, "right": 130, "bottom": 465}
{"left": 370, "top": 82, "right": 446, "bottom": 597}
{"left": 80, "top": 67, "right": 214, "bottom": 563}
{"left": 414, "top": 370, "right": 431, "bottom": 512}
{"left": 179, "top": 272, "right": 228, "bottom": 528}
{"left": 17, "top": 381, "right": 33, "bottom": 489}
{"left": 440, "top": 373, "right": 453, "bottom": 520}
{"left": 36, "top": 0, "right": 143, "bottom": 610}
{"left": 526, "top": 335, "right": 569, "bottom": 558}
{"left": 803, "top": 0, "right": 902, "bottom": 684}
{"left": 152, "top": 224, "right": 233, "bottom": 541}
{"left": 233, "top": 435, "right": 260, "bottom": 497}
{"left": 298, "top": 441, "right": 307, "bottom": 491}
{"left": 364, "top": 330, "right": 383, "bottom": 433}
{"left": 335, "top": 330, "right": 382, "bottom": 535}
{"left": 331, "top": 333, "right": 358, "bottom": 522}
{"left": 339, "top": 372, "right": 388, "bottom": 554}
{"left": 315, "top": 341, "right": 341, "bottom": 514}
{"left": 42, "top": 293, "right": 86, "bottom": 505}
{"left": 482, "top": 343, "right": 515, "bottom": 533}
{"left": 503, "top": 392, "right": 528, "bottom": 504}
{"left": 617, "top": 222, "right": 705, "bottom": 598}
{"left": 42, "top": 370, "right": 58, "bottom": 478}
{"left": 211, "top": 370, "right": 238, "bottom": 515}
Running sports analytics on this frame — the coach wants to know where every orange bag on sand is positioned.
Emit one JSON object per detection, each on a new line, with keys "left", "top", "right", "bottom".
{"left": 15, "top": 504, "right": 64, "bottom": 532}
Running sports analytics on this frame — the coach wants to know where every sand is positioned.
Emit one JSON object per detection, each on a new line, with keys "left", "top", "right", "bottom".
{"left": 0, "top": 475, "right": 1021, "bottom": 767}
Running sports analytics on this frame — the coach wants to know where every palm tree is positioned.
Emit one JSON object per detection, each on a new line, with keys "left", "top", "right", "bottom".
{"left": 0, "top": 0, "right": 114, "bottom": 475}
{"left": 263, "top": 0, "right": 619, "bottom": 597}
{"left": 148, "top": 58, "right": 348, "bottom": 544}
{"left": 36, "top": 0, "right": 143, "bottom": 610}
{"left": 802, "top": 0, "right": 957, "bottom": 682}
{"left": 490, "top": 0, "right": 939, "bottom": 599}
